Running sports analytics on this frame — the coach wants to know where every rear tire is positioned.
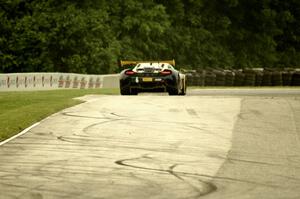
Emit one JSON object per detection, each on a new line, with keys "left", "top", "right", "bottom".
{"left": 180, "top": 80, "right": 186, "bottom": 95}
{"left": 120, "top": 87, "right": 139, "bottom": 95}
{"left": 168, "top": 87, "right": 179, "bottom": 95}
{"left": 120, "top": 87, "right": 130, "bottom": 95}
{"left": 131, "top": 88, "right": 138, "bottom": 95}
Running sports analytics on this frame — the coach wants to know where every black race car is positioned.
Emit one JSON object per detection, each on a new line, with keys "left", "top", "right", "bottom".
{"left": 119, "top": 60, "right": 186, "bottom": 95}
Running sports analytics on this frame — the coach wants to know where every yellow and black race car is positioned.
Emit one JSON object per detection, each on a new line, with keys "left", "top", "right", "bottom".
{"left": 119, "top": 60, "right": 186, "bottom": 95}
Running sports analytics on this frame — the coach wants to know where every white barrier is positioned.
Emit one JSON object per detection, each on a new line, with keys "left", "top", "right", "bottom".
{"left": 102, "top": 74, "right": 120, "bottom": 88}
{"left": 0, "top": 73, "right": 120, "bottom": 91}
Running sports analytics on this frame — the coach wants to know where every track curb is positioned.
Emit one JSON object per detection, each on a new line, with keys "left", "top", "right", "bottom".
{"left": 0, "top": 122, "right": 40, "bottom": 146}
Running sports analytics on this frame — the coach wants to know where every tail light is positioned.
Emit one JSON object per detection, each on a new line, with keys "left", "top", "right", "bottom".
{"left": 160, "top": 70, "right": 172, "bottom": 76}
{"left": 125, "top": 70, "right": 135, "bottom": 75}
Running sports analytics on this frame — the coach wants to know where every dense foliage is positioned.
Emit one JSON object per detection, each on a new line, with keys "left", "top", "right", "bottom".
{"left": 1, "top": 0, "right": 300, "bottom": 73}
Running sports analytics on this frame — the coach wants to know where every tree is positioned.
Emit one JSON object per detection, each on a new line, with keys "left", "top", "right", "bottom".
{"left": 1, "top": 0, "right": 300, "bottom": 73}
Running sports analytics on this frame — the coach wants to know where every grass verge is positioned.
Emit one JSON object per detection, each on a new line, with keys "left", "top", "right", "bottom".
{"left": 0, "top": 88, "right": 119, "bottom": 142}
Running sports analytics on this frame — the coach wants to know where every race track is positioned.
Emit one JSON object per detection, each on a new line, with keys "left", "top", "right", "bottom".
{"left": 0, "top": 89, "right": 300, "bottom": 199}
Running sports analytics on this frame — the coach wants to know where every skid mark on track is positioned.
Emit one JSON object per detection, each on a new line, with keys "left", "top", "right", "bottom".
{"left": 115, "top": 155, "right": 217, "bottom": 198}
{"left": 61, "top": 112, "right": 109, "bottom": 120}
{"left": 62, "top": 111, "right": 208, "bottom": 127}
{"left": 168, "top": 164, "right": 213, "bottom": 198}
{"left": 110, "top": 112, "right": 127, "bottom": 118}
{"left": 82, "top": 119, "right": 122, "bottom": 134}
{"left": 186, "top": 109, "right": 198, "bottom": 117}
{"left": 115, "top": 155, "right": 280, "bottom": 190}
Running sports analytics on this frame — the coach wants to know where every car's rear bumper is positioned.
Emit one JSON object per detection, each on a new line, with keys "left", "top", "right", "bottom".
{"left": 120, "top": 75, "right": 177, "bottom": 91}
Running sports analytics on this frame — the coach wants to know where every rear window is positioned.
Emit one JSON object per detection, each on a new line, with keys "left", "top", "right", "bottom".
{"left": 137, "top": 63, "right": 162, "bottom": 69}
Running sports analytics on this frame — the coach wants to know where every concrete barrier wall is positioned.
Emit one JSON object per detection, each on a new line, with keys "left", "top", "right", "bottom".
{"left": 0, "top": 73, "right": 120, "bottom": 91}
{"left": 102, "top": 75, "right": 120, "bottom": 88}
{"left": 2, "top": 68, "right": 298, "bottom": 92}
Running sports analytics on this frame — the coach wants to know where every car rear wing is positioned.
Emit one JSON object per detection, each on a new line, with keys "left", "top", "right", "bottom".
{"left": 119, "top": 60, "right": 176, "bottom": 67}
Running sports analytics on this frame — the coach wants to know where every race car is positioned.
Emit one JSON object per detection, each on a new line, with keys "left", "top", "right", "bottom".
{"left": 119, "top": 60, "right": 186, "bottom": 95}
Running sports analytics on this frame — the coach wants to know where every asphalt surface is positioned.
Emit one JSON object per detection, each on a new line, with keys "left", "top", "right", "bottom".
{"left": 0, "top": 88, "right": 300, "bottom": 199}
{"left": 189, "top": 88, "right": 300, "bottom": 96}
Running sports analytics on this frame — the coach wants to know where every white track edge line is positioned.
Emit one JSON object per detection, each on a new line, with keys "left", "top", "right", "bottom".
{"left": 0, "top": 122, "right": 40, "bottom": 146}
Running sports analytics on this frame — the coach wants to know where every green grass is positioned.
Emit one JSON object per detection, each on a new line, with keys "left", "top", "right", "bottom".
{"left": 0, "top": 88, "right": 119, "bottom": 142}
